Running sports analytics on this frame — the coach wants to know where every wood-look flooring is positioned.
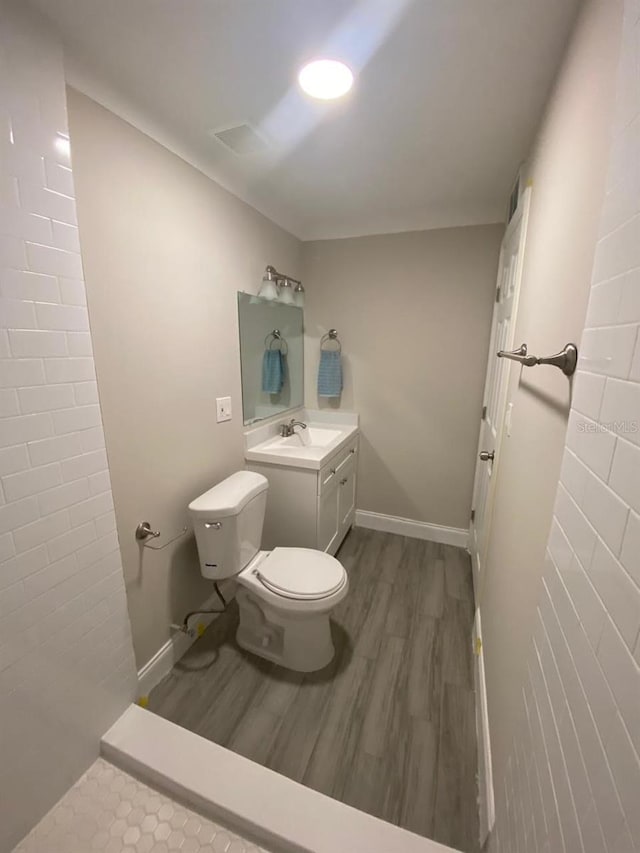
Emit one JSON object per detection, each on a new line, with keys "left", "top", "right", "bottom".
{"left": 147, "top": 528, "right": 480, "bottom": 853}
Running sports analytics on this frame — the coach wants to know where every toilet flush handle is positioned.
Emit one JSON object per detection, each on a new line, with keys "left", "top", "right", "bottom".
{"left": 205, "top": 521, "right": 222, "bottom": 529}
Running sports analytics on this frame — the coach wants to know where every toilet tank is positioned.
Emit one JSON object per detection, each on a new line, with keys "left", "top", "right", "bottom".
{"left": 188, "top": 471, "right": 268, "bottom": 580}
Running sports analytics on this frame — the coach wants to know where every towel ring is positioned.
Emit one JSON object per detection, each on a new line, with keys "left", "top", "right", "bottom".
{"left": 265, "top": 329, "right": 288, "bottom": 354}
{"left": 320, "top": 329, "right": 341, "bottom": 353}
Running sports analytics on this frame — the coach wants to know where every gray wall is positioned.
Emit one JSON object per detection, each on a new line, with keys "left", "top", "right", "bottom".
{"left": 480, "top": 0, "right": 623, "bottom": 797}
{"left": 302, "top": 226, "right": 503, "bottom": 530}
{"left": 67, "top": 89, "right": 302, "bottom": 670}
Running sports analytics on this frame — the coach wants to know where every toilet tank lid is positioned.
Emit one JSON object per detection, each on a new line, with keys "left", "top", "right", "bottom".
{"left": 188, "top": 471, "right": 268, "bottom": 518}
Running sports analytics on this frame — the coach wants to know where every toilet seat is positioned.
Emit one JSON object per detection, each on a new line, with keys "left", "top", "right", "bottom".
{"left": 254, "top": 547, "right": 346, "bottom": 600}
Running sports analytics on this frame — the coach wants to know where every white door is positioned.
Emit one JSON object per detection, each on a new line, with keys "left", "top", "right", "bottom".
{"left": 470, "top": 188, "right": 531, "bottom": 600}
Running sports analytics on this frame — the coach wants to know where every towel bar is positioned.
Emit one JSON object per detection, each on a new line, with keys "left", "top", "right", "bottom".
{"left": 497, "top": 342, "right": 578, "bottom": 377}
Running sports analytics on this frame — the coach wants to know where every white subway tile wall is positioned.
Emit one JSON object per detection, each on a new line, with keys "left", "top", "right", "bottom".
{"left": 488, "top": 2, "right": 640, "bottom": 852}
{"left": 0, "top": 3, "right": 137, "bottom": 850}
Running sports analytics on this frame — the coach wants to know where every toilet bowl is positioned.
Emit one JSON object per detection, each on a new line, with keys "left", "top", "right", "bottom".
{"left": 188, "top": 471, "right": 348, "bottom": 672}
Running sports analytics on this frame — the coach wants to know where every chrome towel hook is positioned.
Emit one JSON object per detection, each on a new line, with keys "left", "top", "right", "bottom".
{"left": 497, "top": 342, "right": 578, "bottom": 377}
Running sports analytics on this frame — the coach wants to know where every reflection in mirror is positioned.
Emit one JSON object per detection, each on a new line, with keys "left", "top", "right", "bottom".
{"left": 237, "top": 292, "right": 304, "bottom": 425}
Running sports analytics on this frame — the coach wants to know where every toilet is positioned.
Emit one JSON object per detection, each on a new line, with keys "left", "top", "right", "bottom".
{"left": 188, "top": 470, "right": 348, "bottom": 672}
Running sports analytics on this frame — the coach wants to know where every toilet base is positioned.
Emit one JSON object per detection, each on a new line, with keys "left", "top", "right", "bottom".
{"left": 235, "top": 586, "right": 336, "bottom": 672}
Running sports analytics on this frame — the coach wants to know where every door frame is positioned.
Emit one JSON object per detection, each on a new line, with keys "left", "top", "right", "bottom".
{"left": 469, "top": 186, "right": 531, "bottom": 602}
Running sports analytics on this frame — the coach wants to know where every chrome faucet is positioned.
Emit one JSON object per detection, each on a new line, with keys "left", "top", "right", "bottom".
{"left": 280, "top": 418, "right": 307, "bottom": 437}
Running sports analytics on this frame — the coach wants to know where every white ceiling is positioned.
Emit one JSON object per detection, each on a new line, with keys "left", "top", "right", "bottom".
{"left": 30, "top": 0, "right": 582, "bottom": 240}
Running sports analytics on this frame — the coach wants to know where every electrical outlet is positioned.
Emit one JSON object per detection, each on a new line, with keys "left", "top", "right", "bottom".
{"left": 216, "top": 396, "right": 232, "bottom": 423}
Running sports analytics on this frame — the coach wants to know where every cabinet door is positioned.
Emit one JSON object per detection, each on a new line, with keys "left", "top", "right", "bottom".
{"left": 337, "top": 456, "right": 356, "bottom": 535}
{"left": 318, "top": 475, "right": 340, "bottom": 553}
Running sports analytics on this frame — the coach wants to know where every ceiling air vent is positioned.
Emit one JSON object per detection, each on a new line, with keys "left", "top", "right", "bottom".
{"left": 210, "top": 124, "right": 269, "bottom": 156}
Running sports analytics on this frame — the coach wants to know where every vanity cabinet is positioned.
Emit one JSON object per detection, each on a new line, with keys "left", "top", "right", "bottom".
{"left": 247, "top": 436, "right": 358, "bottom": 556}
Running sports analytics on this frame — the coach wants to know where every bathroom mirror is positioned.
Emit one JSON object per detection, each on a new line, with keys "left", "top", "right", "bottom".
{"left": 237, "top": 292, "right": 304, "bottom": 425}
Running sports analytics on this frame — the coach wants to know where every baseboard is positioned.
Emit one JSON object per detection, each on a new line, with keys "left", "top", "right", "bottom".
{"left": 355, "top": 509, "right": 469, "bottom": 549}
{"left": 137, "top": 583, "right": 234, "bottom": 699}
{"left": 474, "top": 608, "right": 495, "bottom": 846}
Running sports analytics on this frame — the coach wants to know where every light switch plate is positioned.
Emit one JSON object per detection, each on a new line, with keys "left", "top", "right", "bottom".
{"left": 216, "top": 396, "right": 232, "bottom": 423}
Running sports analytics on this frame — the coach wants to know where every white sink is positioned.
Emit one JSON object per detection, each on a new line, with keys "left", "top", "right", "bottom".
{"left": 263, "top": 427, "right": 343, "bottom": 451}
{"left": 245, "top": 422, "right": 358, "bottom": 470}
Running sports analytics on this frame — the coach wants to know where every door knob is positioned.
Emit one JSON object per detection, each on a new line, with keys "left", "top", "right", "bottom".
{"left": 479, "top": 450, "right": 495, "bottom": 462}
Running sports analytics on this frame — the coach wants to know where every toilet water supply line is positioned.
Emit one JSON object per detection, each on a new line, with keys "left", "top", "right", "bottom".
{"left": 170, "top": 582, "right": 228, "bottom": 638}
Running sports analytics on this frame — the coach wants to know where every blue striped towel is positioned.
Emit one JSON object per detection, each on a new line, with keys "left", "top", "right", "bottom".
{"left": 318, "top": 350, "right": 343, "bottom": 397}
{"left": 262, "top": 349, "right": 284, "bottom": 394}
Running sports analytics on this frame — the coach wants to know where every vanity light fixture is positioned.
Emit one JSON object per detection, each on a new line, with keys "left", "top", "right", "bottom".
{"left": 260, "top": 265, "right": 304, "bottom": 308}
{"left": 298, "top": 59, "right": 354, "bottom": 100}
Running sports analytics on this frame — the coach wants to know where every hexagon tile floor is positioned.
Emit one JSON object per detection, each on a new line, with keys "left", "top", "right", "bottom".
{"left": 12, "top": 758, "right": 273, "bottom": 853}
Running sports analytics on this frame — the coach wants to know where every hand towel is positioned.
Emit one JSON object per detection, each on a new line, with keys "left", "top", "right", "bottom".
{"left": 262, "top": 349, "right": 284, "bottom": 394}
{"left": 318, "top": 350, "right": 343, "bottom": 397}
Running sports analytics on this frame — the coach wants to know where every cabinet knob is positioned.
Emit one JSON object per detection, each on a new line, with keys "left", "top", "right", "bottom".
{"left": 349, "top": 448, "right": 356, "bottom": 454}
{"left": 340, "top": 477, "right": 348, "bottom": 485}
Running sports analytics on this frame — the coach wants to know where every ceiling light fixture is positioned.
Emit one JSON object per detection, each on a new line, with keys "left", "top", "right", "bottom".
{"left": 298, "top": 59, "right": 354, "bottom": 100}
